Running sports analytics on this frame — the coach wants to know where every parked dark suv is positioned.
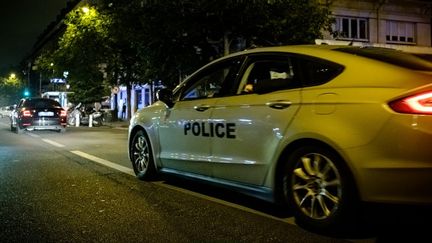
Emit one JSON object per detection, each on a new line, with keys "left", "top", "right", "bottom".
{"left": 10, "top": 97, "right": 67, "bottom": 134}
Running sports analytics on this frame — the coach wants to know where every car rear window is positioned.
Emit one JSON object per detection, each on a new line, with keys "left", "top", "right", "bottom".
{"left": 335, "top": 47, "right": 432, "bottom": 71}
{"left": 23, "top": 99, "right": 61, "bottom": 108}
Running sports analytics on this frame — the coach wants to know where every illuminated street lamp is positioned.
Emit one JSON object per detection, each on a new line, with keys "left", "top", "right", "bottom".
{"left": 9, "top": 73, "right": 16, "bottom": 80}
{"left": 82, "top": 7, "right": 90, "bottom": 14}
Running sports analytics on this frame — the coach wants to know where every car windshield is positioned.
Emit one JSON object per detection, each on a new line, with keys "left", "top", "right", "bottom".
{"left": 335, "top": 47, "right": 432, "bottom": 71}
{"left": 23, "top": 99, "right": 61, "bottom": 108}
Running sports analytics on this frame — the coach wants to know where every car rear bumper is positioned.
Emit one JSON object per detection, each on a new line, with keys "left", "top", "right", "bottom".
{"left": 23, "top": 125, "right": 66, "bottom": 131}
{"left": 355, "top": 161, "right": 432, "bottom": 205}
{"left": 345, "top": 115, "right": 432, "bottom": 205}
{"left": 20, "top": 118, "right": 66, "bottom": 131}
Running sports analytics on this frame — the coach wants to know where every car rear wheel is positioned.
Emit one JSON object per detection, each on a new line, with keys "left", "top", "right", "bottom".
{"left": 282, "top": 145, "right": 358, "bottom": 233}
{"left": 130, "top": 129, "right": 157, "bottom": 180}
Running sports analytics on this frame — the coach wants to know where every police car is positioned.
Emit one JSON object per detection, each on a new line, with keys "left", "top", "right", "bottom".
{"left": 128, "top": 45, "right": 432, "bottom": 232}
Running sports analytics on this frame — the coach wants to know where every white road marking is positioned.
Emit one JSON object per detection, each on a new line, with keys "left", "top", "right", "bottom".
{"left": 68, "top": 148, "right": 297, "bottom": 225}
{"left": 35, "top": 137, "right": 373, "bottom": 241}
{"left": 42, "top": 139, "right": 65, "bottom": 148}
{"left": 70, "top": 150, "right": 135, "bottom": 176}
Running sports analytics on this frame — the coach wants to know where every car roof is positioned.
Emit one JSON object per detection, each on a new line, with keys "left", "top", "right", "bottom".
{"left": 216, "top": 44, "right": 432, "bottom": 71}
{"left": 173, "top": 44, "right": 432, "bottom": 93}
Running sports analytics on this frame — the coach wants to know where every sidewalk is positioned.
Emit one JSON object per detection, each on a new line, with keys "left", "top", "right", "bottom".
{"left": 103, "top": 119, "right": 130, "bottom": 129}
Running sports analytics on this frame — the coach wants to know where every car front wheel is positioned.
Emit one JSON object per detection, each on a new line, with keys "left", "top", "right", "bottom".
{"left": 282, "top": 145, "right": 358, "bottom": 233}
{"left": 130, "top": 129, "right": 156, "bottom": 180}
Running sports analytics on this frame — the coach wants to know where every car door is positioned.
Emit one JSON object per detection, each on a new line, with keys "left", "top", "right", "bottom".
{"left": 210, "top": 54, "right": 302, "bottom": 186}
{"left": 157, "top": 57, "right": 243, "bottom": 176}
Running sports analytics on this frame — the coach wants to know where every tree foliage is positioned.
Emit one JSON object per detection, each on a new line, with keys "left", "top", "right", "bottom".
{"left": 109, "top": 0, "right": 332, "bottom": 87}
{"left": 0, "top": 74, "right": 24, "bottom": 106}
{"left": 35, "top": 0, "right": 331, "bottom": 113}
{"left": 36, "top": 6, "right": 112, "bottom": 104}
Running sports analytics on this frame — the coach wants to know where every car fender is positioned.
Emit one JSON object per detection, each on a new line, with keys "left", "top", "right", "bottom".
{"left": 128, "top": 101, "right": 169, "bottom": 169}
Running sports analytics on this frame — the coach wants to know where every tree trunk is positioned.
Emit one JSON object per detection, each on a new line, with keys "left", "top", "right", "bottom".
{"left": 224, "top": 32, "right": 231, "bottom": 56}
{"left": 113, "top": 93, "right": 118, "bottom": 122}
{"left": 126, "top": 83, "right": 132, "bottom": 120}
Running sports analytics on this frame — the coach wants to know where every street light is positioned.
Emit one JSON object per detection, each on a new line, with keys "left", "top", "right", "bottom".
{"left": 82, "top": 7, "right": 90, "bottom": 14}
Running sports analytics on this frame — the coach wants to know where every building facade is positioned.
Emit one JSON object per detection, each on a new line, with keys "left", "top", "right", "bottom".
{"left": 318, "top": 0, "right": 432, "bottom": 54}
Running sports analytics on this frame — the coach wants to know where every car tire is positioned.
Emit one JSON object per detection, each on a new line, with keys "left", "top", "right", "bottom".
{"left": 130, "top": 129, "right": 157, "bottom": 180}
{"left": 282, "top": 145, "right": 358, "bottom": 233}
{"left": 16, "top": 125, "right": 23, "bottom": 134}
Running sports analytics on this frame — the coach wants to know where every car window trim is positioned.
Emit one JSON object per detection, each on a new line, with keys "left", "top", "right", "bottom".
{"left": 177, "top": 56, "right": 246, "bottom": 101}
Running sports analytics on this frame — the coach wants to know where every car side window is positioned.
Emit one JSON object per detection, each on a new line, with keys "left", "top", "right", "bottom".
{"left": 238, "top": 56, "right": 300, "bottom": 94}
{"left": 296, "top": 56, "right": 344, "bottom": 87}
{"left": 181, "top": 58, "right": 243, "bottom": 100}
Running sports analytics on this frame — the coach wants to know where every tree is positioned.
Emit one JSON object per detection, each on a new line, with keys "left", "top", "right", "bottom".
{"left": 0, "top": 73, "right": 24, "bottom": 105}
{"left": 132, "top": 0, "right": 332, "bottom": 87}
{"left": 95, "top": 0, "right": 150, "bottom": 120}
{"left": 37, "top": 6, "right": 112, "bottom": 104}
{"left": 34, "top": 0, "right": 332, "bottom": 119}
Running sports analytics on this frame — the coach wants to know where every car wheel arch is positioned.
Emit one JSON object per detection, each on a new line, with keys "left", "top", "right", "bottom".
{"left": 273, "top": 138, "right": 359, "bottom": 204}
{"left": 273, "top": 138, "right": 363, "bottom": 231}
{"left": 129, "top": 125, "right": 159, "bottom": 172}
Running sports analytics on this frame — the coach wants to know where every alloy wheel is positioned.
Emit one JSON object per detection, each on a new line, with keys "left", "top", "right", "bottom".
{"left": 289, "top": 152, "right": 342, "bottom": 220}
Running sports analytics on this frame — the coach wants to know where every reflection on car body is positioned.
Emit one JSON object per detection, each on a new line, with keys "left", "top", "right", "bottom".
{"left": 10, "top": 97, "right": 67, "bottom": 134}
{"left": 128, "top": 45, "right": 432, "bottom": 233}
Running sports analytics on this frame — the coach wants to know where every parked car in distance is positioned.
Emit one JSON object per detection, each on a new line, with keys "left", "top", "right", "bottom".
{"left": 128, "top": 44, "right": 432, "bottom": 233}
{"left": 0, "top": 105, "right": 13, "bottom": 118}
{"left": 10, "top": 97, "right": 67, "bottom": 134}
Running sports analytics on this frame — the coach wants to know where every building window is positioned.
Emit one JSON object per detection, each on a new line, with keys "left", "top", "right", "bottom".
{"left": 386, "top": 21, "right": 415, "bottom": 44}
{"left": 334, "top": 16, "right": 368, "bottom": 41}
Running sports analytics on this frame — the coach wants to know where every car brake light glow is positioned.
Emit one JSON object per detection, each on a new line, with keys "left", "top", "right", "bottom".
{"left": 60, "top": 110, "right": 67, "bottom": 117}
{"left": 389, "top": 91, "right": 432, "bottom": 115}
{"left": 21, "top": 110, "right": 32, "bottom": 117}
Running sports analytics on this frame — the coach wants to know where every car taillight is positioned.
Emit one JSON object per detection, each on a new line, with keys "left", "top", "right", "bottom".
{"left": 60, "top": 110, "right": 67, "bottom": 117}
{"left": 389, "top": 91, "right": 432, "bottom": 115}
{"left": 21, "top": 109, "right": 32, "bottom": 117}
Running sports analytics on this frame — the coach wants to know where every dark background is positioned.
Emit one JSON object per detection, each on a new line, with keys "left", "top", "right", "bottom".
{"left": 0, "top": 0, "right": 70, "bottom": 72}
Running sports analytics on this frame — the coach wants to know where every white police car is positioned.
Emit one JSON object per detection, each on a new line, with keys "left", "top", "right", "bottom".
{"left": 128, "top": 45, "right": 432, "bottom": 232}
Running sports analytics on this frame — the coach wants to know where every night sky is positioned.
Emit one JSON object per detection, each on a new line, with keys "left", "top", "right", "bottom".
{"left": 0, "top": 0, "right": 71, "bottom": 72}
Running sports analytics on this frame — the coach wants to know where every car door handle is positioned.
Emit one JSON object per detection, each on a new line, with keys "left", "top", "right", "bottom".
{"left": 266, "top": 101, "right": 292, "bottom": 110}
{"left": 194, "top": 105, "right": 211, "bottom": 112}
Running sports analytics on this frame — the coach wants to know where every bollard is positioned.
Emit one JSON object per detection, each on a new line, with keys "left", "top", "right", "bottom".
{"left": 89, "top": 114, "right": 93, "bottom": 127}
{"left": 75, "top": 113, "right": 80, "bottom": 127}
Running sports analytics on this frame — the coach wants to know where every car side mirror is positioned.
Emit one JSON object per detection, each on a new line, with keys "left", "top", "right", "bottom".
{"left": 156, "top": 88, "right": 174, "bottom": 108}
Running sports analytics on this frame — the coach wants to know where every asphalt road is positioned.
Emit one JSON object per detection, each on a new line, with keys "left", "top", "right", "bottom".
{"left": 0, "top": 117, "right": 428, "bottom": 242}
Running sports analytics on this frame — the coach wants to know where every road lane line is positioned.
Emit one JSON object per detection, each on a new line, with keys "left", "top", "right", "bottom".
{"left": 42, "top": 139, "right": 65, "bottom": 148}
{"left": 68, "top": 149, "right": 296, "bottom": 224}
{"left": 27, "top": 133, "right": 40, "bottom": 138}
{"left": 69, "top": 150, "right": 297, "bottom": 226}
{"left": 69, "top": 150, "right": 373, "bottom": 242}
{"left": 70, "top": 150, "right": 135, "bottom": 176}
